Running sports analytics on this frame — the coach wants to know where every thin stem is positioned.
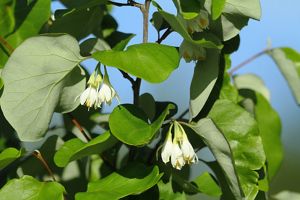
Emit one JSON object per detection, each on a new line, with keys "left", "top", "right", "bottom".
{"left": 108, "top": 0, "right": 142, "bottom": 8}
{"left": 178, "top": 108, "right": 189, "bottom": 119}
{"left": 67, "top": 113, "right": 91, "bottom": 142}
{"left": 0, "top": 36, "right": 14, "bottom": 55}
{"left": 119, "top": 69, "right": 135, "bottom": 85}
{"left": 156, "top": 27, "right": 172, "bottom": 44}
{"left": 228, "top": 49, "right": 269, "bottom": 76}
{"left": 32, "top": 150, "right": 56, "bottom": 181}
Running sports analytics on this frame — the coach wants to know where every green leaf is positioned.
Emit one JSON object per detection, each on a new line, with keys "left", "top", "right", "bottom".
{"left": 0, "top": 147, "right": 22, "bottom": 169}
{"left": 1, "top": 35, "right": 86, "bottom": 141}
{"left": 49, "top": 7, "right": 104, "bottom": 40}
{"left": 250, "top": 93, "right": 283, "bottom": 179}
{"left": 212, "top": 0, "right": 226, "bottom": 20}
{"left": 0, "top": 175, "right": 65, "bottom": 200}
{"left": 109, "top": 103, "right": 176, "bottom": 146}
{"left": 206, "top": 0, "right": 261, "bottom": 41}
{"left": 80, "top": 38, "right": 111, "bottom": 56}
{"left": 0, "top": 0, "right": 51, "bottom": 68}
{"left": 273, "top": 191, "right": 300, "bottom": 200}
{"left": 151, "top": 12, "right": 170, "bottom": 32}
{"left": 233, "top": 74, "right": 270, "bottom": 101}
{"left": 139, "top": 93, "right": 156, "bottom": 121}
{"left": 187, "top": 118, "right": 243, "bottom": 200}
{"left": 54, "top": 131, "right": 117, "bottom": 167}
{"left": 0, "top": 0, "right": 15, "bottom": 37}
{"left": 75, "top": 165, "right": 162, "bottom": 200}
{"left": 159, "top": 11, "right": 222, "bottom": 49}
{"left": 112, "top": 34, "right": 135, "bottom": 51}
{"left": 158, "top": 180, "right": 186, "bottom": 200}
{"left": 93, "top": 43, "right": 179, "bottom": 83}
{"left": 268, "top": 48, "right": 300, "bottom": 104}
{"left": 190, "top": 49, "right": 220, "bottom": 118}
{"left": 0, "top": 77, "right": 3, "bottom": 91}
{"left": 193, "top": 172, "right": 222, "bottom": 197}
{"left": 208, "top": 99, "right": 266, "bottom": 200}
{"left": 60, "top": 0, "right": 107, "bottom": 8}
{"left": 220, "top": 73, "right": 239, "bottom": 103}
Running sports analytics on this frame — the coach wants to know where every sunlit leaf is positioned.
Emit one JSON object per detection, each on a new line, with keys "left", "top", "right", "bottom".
{"left": 109, "top": 103, "right": 176, "bottom": 146}
{"left": 1, "top": 35, "right": 86, "bottom": 141}
{"left": 54, "top": 131, "right": 117, "bottom": 167}
{"left": 76, "top": 164, "right": 162, "bottom": 200}
{"left": 93, "top": 43, "right": 180, "bottom": 83}
{"left": 158, "top": 180, "right": 186, "bottom": 200}
{"left": 208, "top": 99, "right": 266, "bottom": 200}
{"left": 212, "top": 0, "right": 226, "bottom": 20}
{"left": 268, "top": 48, "right": 300, "bottom": 104}
{"left": 0, "top": 175, "right": 65, "bottom": 200}
{"left": 0, "top": 147, "right": 22, "bottom": 170}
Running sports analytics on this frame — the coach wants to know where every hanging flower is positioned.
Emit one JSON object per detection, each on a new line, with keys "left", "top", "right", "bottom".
{"left": 171, "top": 141, "right": 185, "bottom": 170}
{"left": 79, "top": 72, "right": 102, "bottom": 110}
{"left": 97, "top": 67, "right": 119, "bottom": 106}
{"left": 160, "top": 121, "right": 198, "bottom": 170}
{"left": 178, "top": 124, "right": 198, "bottom": 164}
{"left": 161, "top": 124, "right": 174, "bottom": 164}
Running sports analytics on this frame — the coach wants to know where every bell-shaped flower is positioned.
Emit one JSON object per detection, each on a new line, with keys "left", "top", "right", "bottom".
{"left": 171, "top": 141, "right": 185, "bottom": 170}
{"left": 177, "top": 122, "right": 198, "bottom": 164}
{"left": 184, "top": 9, "right": 209, "bottom": 34}
{"left": 161, "top": 124, "right": 173, "bottom": 164}
{"left": 79, "top": 72, "right": 102, "bottom": 110}
{"left": 97, "top": 69, "right": 119, "bottom": 106}
{"left": 198, "top": 10, "right": 209, "bottom": 30}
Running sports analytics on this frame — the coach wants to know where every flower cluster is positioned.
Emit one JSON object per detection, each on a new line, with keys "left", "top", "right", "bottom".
{"left": 185, "top": 10, "right": 209, "bottom": 34}
{"left": 79, "top": 67, "right": 118, "bottom": 110}
{"left": 161, "top": 121, "right": 198, "bottom": 170}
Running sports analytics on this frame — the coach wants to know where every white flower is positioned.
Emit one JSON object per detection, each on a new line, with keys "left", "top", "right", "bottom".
{"left": 97, "top": 70, "right": 119, "bottom": 106}
{"left": 80, "top": 86, "right": 99, "bottom": 109}
{"left": 198, "top": 10, "right": 209, "bottom": 29}
{"left": 179, "top": 40, "right": 206, "bottom": 63}
{"left": 181, "top": 134, "right": 198, "bottom": 164}
{"left": 171, "top": 142, "right": 185, "bottom": 170}
{"left": 161, "top": 125, "right": 173, "bottom": 163}
{"left": 175, "top": 121, "right": 198, "bottom": 164}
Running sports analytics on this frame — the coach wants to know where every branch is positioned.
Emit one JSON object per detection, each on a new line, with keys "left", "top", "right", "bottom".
{"left": 156, "top": 27, "right": 172, "bottom": 44}
{"left": 0, "top": 36, "right": 14, "bottom": 55}
{"left": 67, "top": 113, "right": 91, "bottom": 142}
{"left": 108, "top": 0, "right": 142, "bottom": 8}
{"left": 228, "top": 49, "right": 270, "bottom": 75}
{"left": 32, "top": 150, "right": 56, "bottom": 181}
{"left": 178, "top": 108, "right": 189, "bottom": 120}
{"left": 119, "top": 69, "right": 135, "bottom": 85}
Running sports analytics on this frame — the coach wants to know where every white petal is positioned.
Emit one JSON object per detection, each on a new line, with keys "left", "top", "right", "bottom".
{"left": 80, "top": 88, "right": 90, "bottom": 105}
{"left": 161, "top": 140, "right": 173, "bottom": 163}
{"left": 171, "top": 143, "right": 185, "bottom": 170}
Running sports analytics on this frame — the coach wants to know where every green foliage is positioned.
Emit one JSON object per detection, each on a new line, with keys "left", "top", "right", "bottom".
{"left": 76, "top": 164, "right": 162, "bottom": 200}
{"left": 0, "top": 175, "right": 65, "bottom": 200}
{"left": 93, "top": 43, "right": 180, "bottom": 83}
{"left": 54, "top": 131, "right": 117, "bottom": 167}
{"left": 0, "top": 0, "right": 298, "bottom": 199}
{"left": 1, "top": 35, "right": 85, "bottom": 141}
{"left": 0, "top": 147, "right": 22, "bottom": 169}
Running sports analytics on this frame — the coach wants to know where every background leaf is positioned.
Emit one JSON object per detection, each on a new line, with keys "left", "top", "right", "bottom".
{"left": 93, "top": 43, "right": 179, "bottom": 83}
{"left": 54, "top": 131, "right": 117, "bottom": 167}
{"left": 1, "top": 35, "right": 85, "bottom": 141}
{"left": 190, "top": 49, "right": 220, "bottom": 118}
{"left": 193, "top": 172, "right": 222, "bottom": 197}
{"left": 0, "top": 147, "right": 22, "bottom": 170}
{"left": 208, "top": 99, "right": 266, "bottom": 200}
{"left": 0, "top": 0, "right": 51, "bottom": 68}
{"left": 0, "top": 175, "right": 65, "bottom": 200}
{"left": 268, "top": 48, "right": 300, "bottom": 104}
{"left": 75, "top": 164, "right": 162, "bottom": 200}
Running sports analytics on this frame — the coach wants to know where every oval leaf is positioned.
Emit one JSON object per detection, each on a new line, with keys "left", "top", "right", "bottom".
{"left": 1, "top": 35, "right": 85, "bottom": 141}
{"left": 76, "top": 165, "right": 162, "bottom": 200}
{"left": 0, "top": 148, "right": 22, "bottom": 170}
{"left": 54, "top": 131, "right": 117, "bottom": 167}
{"left": 109, "top": 103, "right": 175, "bottom": 146}
{"left": 0, "top": 175, "right": 65, "bottom": 200}
{"left": 92, "top": 43, "right": 179, "bottom": 83}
